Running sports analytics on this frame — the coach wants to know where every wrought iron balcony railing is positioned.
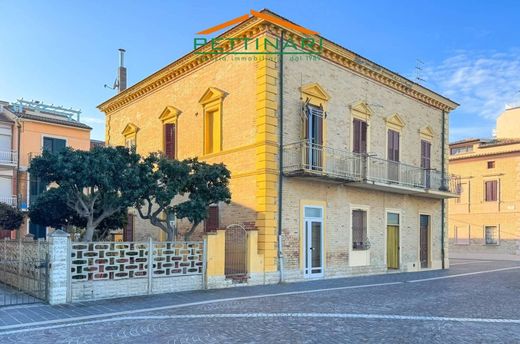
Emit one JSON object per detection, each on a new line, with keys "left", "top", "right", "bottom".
{"left": 283, "top": 141, "right": 363, "bottom": 182}
{"left": 283, "top": 141, "right": 461, "bottom": 196}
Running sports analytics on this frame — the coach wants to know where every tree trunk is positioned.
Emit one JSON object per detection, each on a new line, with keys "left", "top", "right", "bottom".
{"left": 166, "top": 228, "right": 174, "bottom": 241}
{"left": 83, "top": 224, "right": 95, "bottom": 242}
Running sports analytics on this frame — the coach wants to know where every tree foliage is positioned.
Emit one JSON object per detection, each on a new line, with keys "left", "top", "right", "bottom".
{"left": 28, "top": 146, "right": 142, "bottom": 241}
{"left": 135, "top": 155, "right": 231, "bottom": 240}
{"left": 0, "top": 203, "right": 23, "bottom": 231}
{"left": 29, "top": 187, "right": 127, "bottom": 240}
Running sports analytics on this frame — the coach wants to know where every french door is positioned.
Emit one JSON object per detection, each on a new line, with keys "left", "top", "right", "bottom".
{"left": 304, "top": 105, "right": 324, "bottom": 170}
{"left": 304, "top": 206, "right": 324, "bottom": 278}
{"left": 387, "top": 129, "right": 400, "bottom": 182}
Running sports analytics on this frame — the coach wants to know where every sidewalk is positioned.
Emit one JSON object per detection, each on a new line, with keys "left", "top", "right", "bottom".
{"left": 0, "top": 258, "right": 514, "bottom": 332}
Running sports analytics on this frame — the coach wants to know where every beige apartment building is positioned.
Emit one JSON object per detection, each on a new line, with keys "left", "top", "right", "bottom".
{"left": 98, "top": 10, "right": 459, "bottom": 282}
{"left": 449, "top": 106, "right": 520, "bottom": 260}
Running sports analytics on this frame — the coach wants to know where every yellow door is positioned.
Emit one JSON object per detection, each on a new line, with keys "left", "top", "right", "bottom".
{"left": 387, "top": 225, "right": 399, "bottom": 269}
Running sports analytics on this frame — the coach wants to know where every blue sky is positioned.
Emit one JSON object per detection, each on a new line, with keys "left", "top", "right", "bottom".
{"left": 1, "top": 0, "right": 519, "bottom": 141}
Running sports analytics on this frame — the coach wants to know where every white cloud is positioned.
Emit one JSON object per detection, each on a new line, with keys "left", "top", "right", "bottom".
{"left": 424, "top": 49, "right": 520, "bottom": 120}
{"left": 81, "top": 116, "right": 105, "bottom": 124}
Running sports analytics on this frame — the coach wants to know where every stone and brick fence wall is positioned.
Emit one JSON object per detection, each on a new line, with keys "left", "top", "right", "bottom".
{"left": 69, "top": 238, "right": 205, "bottom": 302}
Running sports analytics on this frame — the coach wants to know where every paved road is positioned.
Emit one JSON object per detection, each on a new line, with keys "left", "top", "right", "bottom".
{"left": 0, "top": 259, "right": 519, "bottom": 343}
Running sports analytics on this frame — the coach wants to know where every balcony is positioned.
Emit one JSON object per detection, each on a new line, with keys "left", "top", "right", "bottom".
{"left": 283, "top": 141, "right": 460, "bottom": 199}
{"left": 0, "top": 196, "right": 17, "bottom": 207}
{"left": 0, "top": 150, "right": 17, "bottom": 166}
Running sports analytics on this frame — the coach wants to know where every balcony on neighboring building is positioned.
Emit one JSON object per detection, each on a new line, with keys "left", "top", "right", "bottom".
{"left": 283, "top": 141, "right": 460, "bottom": 199}
{"left": 0, "top": 150, "right": 17, "bottom": 167}
{"left": 0, "top": 195, "right": 17, "bottom": 207}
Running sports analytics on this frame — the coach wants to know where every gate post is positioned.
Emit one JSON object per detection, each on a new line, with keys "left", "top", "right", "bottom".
{"left": 48, "top": 230, "right": 70, "bottom": 305}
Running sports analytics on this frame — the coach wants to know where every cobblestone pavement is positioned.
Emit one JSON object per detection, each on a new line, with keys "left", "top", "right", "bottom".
{"left": 0, "top": 259, "right": 519, "bottom": 343}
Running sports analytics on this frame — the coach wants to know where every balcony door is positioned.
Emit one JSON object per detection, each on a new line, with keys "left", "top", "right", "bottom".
{"left": 387, "top": 129, "right": 400, "bottom": 182}
{"left": 304, "top": 105, "right": 324, "bottom": 170}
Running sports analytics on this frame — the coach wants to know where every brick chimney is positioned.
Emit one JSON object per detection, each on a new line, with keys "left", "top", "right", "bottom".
{"left": 118, "top": 48, "right": 127, "bottom": 93}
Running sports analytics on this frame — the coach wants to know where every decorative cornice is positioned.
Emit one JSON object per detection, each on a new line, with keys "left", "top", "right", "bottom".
{"left": 122, "top": 123, "right": 139, "bottom": 137}
{"left": 98, "top": 11, "right": 458, "bottom": 115}
{"left": 159, "top": 106, "right": 182, "bottom": 122}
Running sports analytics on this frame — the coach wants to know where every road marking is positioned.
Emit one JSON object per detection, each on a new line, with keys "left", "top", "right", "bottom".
{"left": 1, "top": 312, "right": 519, "bottom": 335}
{"left": 407, "top": 266, "right": 520, "bottom": 283}
{"left": 0, "top": 265, "right": 518, "bottom": 334}
{"left": 450, "top": 261, "right": 492, "bottom": 266}
{"left": 0, "top": 281, "right": 403, "bottom": 333}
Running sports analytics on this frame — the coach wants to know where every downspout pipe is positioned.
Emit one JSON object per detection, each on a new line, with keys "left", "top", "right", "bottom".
{"left": 277, "top": 30, "right": 285, "bottom": 283}
{"left": 441, "top": 109, "right": 446, "bottom": 269}
{"left": 15, "top": 121, "right": 21, "bottom": 210}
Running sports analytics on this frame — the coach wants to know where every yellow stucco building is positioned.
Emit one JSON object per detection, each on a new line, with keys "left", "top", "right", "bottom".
{"left": 449, "top": 106, "right": 520, "bottom": 260}
{"left": 99, "top": 10, "right": 459, "bottom": 284}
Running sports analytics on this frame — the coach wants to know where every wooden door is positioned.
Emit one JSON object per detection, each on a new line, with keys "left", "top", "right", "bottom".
{"left": 387, "top": 225, "right": 399, "bottom": 269}
{"left": 420, "top": 215, "right": 430, "bottom": 268}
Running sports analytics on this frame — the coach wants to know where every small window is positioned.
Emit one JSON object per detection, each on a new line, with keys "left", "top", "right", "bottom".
{"left": 205, "top": 205, "right": 219, "bottom": 232}
{"left": 487, "top": 161, "right": 495, "bottom": 169}
{"left": 352, "top": 209, "right": 369, "bottom": 250}
{"left": 484, "top": 180, "right": 498, "bottom": 202}
{"left": 43, "top": 137, "right": 66, "bottom": 153}
{"left": 485, "top": 226, "right": 499, "bottom": 245}
{"left": 125, "top": 137, "right": 136, "bottom": 149}
{"left": 387, "top": 212, "right": 400, "bottom": 225}
{"left": 304, "top": 207, "right": 322, "bottom": 218}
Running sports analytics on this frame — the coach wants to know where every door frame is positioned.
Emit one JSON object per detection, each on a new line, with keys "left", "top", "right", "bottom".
{"left": 385, "top": 209, "right": 402, "bottom": 269}
{"left": 418, "top": 212, "right": 432, "bottom": 269}
{"left": 301, "top": 202, "right": 325, "bottom": 278}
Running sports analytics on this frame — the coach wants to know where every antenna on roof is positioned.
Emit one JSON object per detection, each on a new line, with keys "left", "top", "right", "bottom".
{"left": 104, "top": 49, "right": 127, "bottom": 93}
{"left": 415, "top": 59, "right": 426, "bottom": 83}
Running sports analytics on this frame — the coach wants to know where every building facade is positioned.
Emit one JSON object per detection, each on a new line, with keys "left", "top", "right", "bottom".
{"left": 0, "top": 99, "right": 91, "bottom": 239}
{"left": 98, "top": 10, "right": 459, "bottom": 281}
{"left": 449, "top": 107, "right": 520, "bottom": 260}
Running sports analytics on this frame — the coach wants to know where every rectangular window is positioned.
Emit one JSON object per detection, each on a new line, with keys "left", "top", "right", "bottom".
{"left": 352, "top": 209, "right": 368, "bottom": 250}
{"left": 43, "top": 137, "right": 66, "bottom": 153}
{"left": 164, "top": 123, "right": 176, "bottom": 159}
{"left": 487, "top": 161, "right": 495, "bottom": 169}
{"left": 485, "top": 226, "right": 499, "bottom": 245}
{"left": 352, "top": 119, "right": 367, "bottom": 154}
{"left": 125, "top": 137, "right": 135, "bottom": 149}
{"left": 455, "top": 226, "right": 470, "bottom": 245}
{"left": 450, "top": 146, "right": 473, "bottom": 155}
{"left": 205, "top": 205, "right": 219, "bottom": 232}
{"left": 204, "top": 110, "right": 221, "bottom": 154}
{"left": 484, "top": 180, "right": 498, "bottom": 202}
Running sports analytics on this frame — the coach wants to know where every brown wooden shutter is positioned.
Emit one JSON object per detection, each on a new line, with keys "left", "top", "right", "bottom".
{"left": 485, "top": 181, "right": 498, "bottom": 201}
{"left": 353, "top": 119, "right": 367, "bottom": 154}
{"left": 421, "top": 140, "right": 431, "bottom": 169}
{"left": 388, "top": 130, "right": 400, "bottom": 162}
{"left": 164, "top": 124, "right": 176, "bottom": 159}
{"left": 205, "top": 205, "right": 219, "bottom": 232}
{"left": 124, "top": 214, "right": 134, "bottom": 241}
{"left": 353, "top": 119, "right": 360, "bottom": 153}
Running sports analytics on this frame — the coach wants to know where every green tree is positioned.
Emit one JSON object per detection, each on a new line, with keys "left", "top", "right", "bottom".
{"left": 29, "top": 187, "right": 128, "bottom": 240}
{"left": 175, "top": 159, "right": 231, "bottom": 240}
{"left": 0, "top": 203, "right": 23, "bottom": 231}
{"left": 135, "top": 155, "right": 231, "bottom": 240}
{"left": 28, "top": 146, "right": 142, "bottom": 241}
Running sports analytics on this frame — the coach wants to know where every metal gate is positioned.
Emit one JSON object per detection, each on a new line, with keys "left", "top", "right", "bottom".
{"left": 0, "top": 240, "right": 49, "bottom": 306}
{"left": 224, "top": 224, "right": 248, "bottom": 281}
